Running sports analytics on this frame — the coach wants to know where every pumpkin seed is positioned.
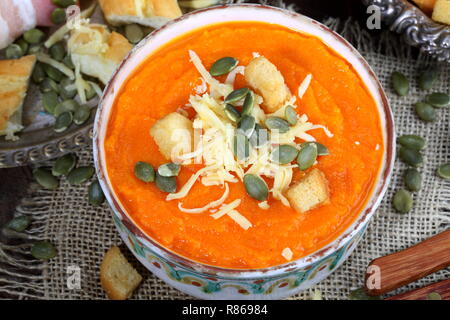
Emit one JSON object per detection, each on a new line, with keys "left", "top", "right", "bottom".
{"left": 242, "top": 91, "right": 254, "bottom": 115}
{"left": 270, "top": 145, "right": 299, "bottom": 164}
{"left": 158, "top": 163, "right": 181, "bottom": 177}
{"left": 404, "top": 168, "right": 422, "bottom": 192}
{"left": 32, "top": 63, "right": 46, "bottom": 84}
{"left": 59, "top": 78, "right": 77, "bottom": 99}
{"left": 249, "top": 124, "right": 269, "bottom": 147}
{"left": 418, "top": 67, "right": 438, "bottom": 90}
{"left": 297, "top": 143, "right": 317, "bottom": 170}
{"left": 348, "top": 288, "right": 380, "bottom": 300}
{"left": 285, "top": 105, "right": 297, "bottom": 125}
{"left": 125, "top": 24, "right": 144, "bottom": 44}
{"left": 40, "top": 78, "right": 60, "bottom": 93}
{"left": 437, "top": 162, "right": 450, "bottom": 180}
{"left": 391, "top": 71, "right": 409, "bottom": 96}
{"left": 31, "top": 241, "right": 57, "bottom": 260}
{"left": 73, "top": 105, "right": 91, "bottom": 125}
{"left": 42, "top": 91, "right": 59, "bottom": 115}
{"left": 16, "top": 38, "right": 29, "bottom": 54}
{"left": 224, "top": 104, "right": 241, "bottom": 122}
{"left": 265, "top": 117, "right": 290, "bottom": 133}
{"left": 224, "top": 88, "right": 249, "bottom": 104}
{"left": 301, "top": 141, "right": 329, "bottom": 156}
{"left": 399, "top": 147, "right": 423, "bottom": 167}
{"left": 49, "top": 42, "right": 66, "bottom": 61}
{"left": 155, "top": 173, "right": 177, "bottom": 193}
{"left": 426, "top": 92, "right": 450, "bottom": 108}
{"left": 33, "top": 168, "right": 59, "bottom": 190}
{"left": 23, "top": 28, "right": 45, "bottom": 44}
{"left": 67, "top": 166, "right": 95, "bottom": 185}
{"left": 51, "top": 8, "right": 66, "bottom": 24}
{"left": 28, "top": 44, "right": 43, "bottom": 54}
{"left": 233, "top": 133, "right": 250, "bottom": 160}
{"left": 415, "top": 102, "right": 436, "bottom": 122}
{"left": 134, "top": 161, "right": 155, "bottom": 182}
{"left": 397, "top": 135, "right": 425, "bottom": 150}
{"left": 85, "top": 83, "right": 97, "bottom": 100}
{"left": 6, "top": 44, "right": 23, "bottom": 59}
{"left": 52, "top": 0, "right": 76, "bottom": 8}
{"left": 63, "top": 55, "right": 74, "bottom": 69}
{"left": 243, "top": 174, "right": 269, "bottom": 201}
{"left": 6, "top": 216, "right": 31, "bottom": 232}
{"left": 393, "top": 189, "right": 413, "bottom": 214}
{"left": 52, "top": 153, "right": 77, "bottom": 176}
{"left": 54, "top": 99, "right": 79, "bottom": 116}
{"left": 237, "top": 115, "right": 256, "bottom": 138}
{"left": 427, "top": 292, "right": 442, "bottom": 300}
{"left": 88, "top": 180, "right": 105, "bottom": 206}
{"left": 44, "top": 64, "right": 64, "bottom": 82}
{"left": 54, "top": 111, "right": 73, "bottom": 133}
{"left": 210, "top": 57, "right": 238, "bottom": 76}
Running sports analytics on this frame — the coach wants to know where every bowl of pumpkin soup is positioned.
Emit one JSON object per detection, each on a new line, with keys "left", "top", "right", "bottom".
{"left": 93, "top": 4, "right": 395, "bottom": 299}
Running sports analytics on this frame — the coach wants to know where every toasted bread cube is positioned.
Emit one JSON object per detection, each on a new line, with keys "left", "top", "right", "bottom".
{"left": 432, "top": 0, "right": 450, "bottom": 25}
{"left": 285, "top": 168, "right": 330, "bottom": 213}
{"left": 150, "top": 112, "right": 194, "bottom": 161}
{"left": 100, "top": 246, "right": 142, "bottom": 300}
{"left": 412, "top": 0, "right": 437, "bottom": 14}
{"left": 245, "top": 57, "right": 290, "bottom": 113}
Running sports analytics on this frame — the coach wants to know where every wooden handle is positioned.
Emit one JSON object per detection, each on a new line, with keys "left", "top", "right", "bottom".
{"left": 386, "top": 279, "right": 450, "bottom": 300}
{"left": 364, "top": 229, "right": 450, "bottom": 296}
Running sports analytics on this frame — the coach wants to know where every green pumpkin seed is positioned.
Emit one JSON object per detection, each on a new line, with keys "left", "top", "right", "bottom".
{"left": 285, "top": 105, "right": 298, "bottom": 125}
{"left": 348, "top": 288, "right": 380, "bottom": 300}
{"left": 23, "top": 29, "right": 45, "bottom": 44}
{"left": 233, "top": 133, "right": 250, "bottom": 160}
{"left": 237, "top": 115, "right": 256, "bottom": 138}
{"left": 28, "top": 44, "right": 43, "bottom": 54}
{"left": 158, "top": 163, "right": 181, "bottom": 177}
{"left": 88, "top": 180, "right": 105, "bottom": 206}
{"left": 301, "top": 141, "right": 330, "bottom": 156}
{"left": 243, "top": 174, "right": 268, "bottom": 201}
{"left": 63, "top": 55, "right": 74, "bottom": 69}
{"left": 67, "top": 166, "right": 95, "bottom": 185}
{"left": 426, "top": 92, "right": 449, "bottom": 108}
{"left": 52, "top": 0, "right": 76, "bottom": 8}
{"left": 125, "top": 24, "right": 144, "bottom": 44}
{"left": 42, "top": 91, "right": 59, "bottom": 115}
{"left": 399, "top": 147, "right": 423, "bottom": 167}
{"left": 155, "top": 173, "right": 177, "bottom": 193}
{"left": 224, "top": 104, "right": 241, "bottom": 122}
{"left": 134, "top": 161, "right": 155, "bottom": 182}
{"left": 31, "top": 241, "right": 57, "bottom": 260}
{"left": 5, "top": 44, "right": 23, "bottom": 59}
{"left": 415, "top": 102, "right": 436, "bottom": 122}
{"left": 85, "top": 83, "right": 97, "bottom": 100}
{"left": 51, "top": 8, "right": 66, "bottom": 24}
{"left": 393, "top": 189, "right": 413, "bottom": 214}
{"left": 391, "top": 71, "right": 409, "bottom": 96}
{"left": 54, "top": 112, "right": 73, "bottom": 133}
{"left": 418, "top": 67, "right": 438, "bottom": 90}
{"left": 249, "top": 123, "right": 269, "bottom": 147}
{"left": 265, "top": 117, "right": 290, "bottom": 133}
{"left": 437, "top": 162, "right": 450, "bottom": 180}
{"left": 52, "top": 153, "right": 77, "bottom": 177}
{"left": 427, "top": 292, "right": 442, "bottom": 300}
{"left": 224, "top": 88, "right": 249, "bottom": 104}
{"left": 33, "top": 168, "right": 59, "bottom": 190}
{"left": 242, "top": 91, "right": 254, "bottom": 115}
{"left": 297, "top": 143, "right": 317, "bottom": 170}
{"left": 397, "top": 135, "right": 425, "bottom": 150}
{"left": 73, "top": 105, "right": 91, "bottom": 125}
{"left": 54, "top": 99, "right": 79, "bottom": 116}
{"left": 44, "top": 64, "right": 64, "bottom": 82}
{"left": 270, "top": 145, "right": 299, "bottom": 164}
{"left": 59, "top": 78, "right": 77, "bottom": 99}
{"left": 32, "top": 63, "right": 46, "bottom": 84}
{"left": 49, "top": 42, "right": 66, "bottom": 61}
{"left": 210, "top": 57, "right": 238, "bottom": 76}
{"left": 6, "top": 216, "right": 31, "bottom": 232}
{"left": 40, "top": 78, "right": 60, "bottom": 93}
{"left": 404, "top": 168, "right": 422, "bottom": 192}
{"left": 16, "top": 38, "right": 29, "bottom": 54}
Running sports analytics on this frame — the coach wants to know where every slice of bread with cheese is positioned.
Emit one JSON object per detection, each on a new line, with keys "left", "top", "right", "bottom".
{"left": 0, "top": 55, "right": 36, "bottom": 141}
{"left": 98, "top": 0, "right": 182, "bottom": 28}
{"left": 432, "top": 0, "right": 450, "bottom": 25}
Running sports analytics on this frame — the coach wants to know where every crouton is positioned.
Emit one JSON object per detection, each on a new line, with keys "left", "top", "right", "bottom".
{"left": 412, "top": 0, "right": 437, "bottom": 14}
{"left": 432, "top": 0, "right": 450, "bottom": 25}
{"left": 150, "top": 112, "right": 194, "bottom": 161}
{"left": 285, "top": 168, "right": 330, "bottom": 213}
{"left": 245, "top": 57, "right": 290, "bottom": 113}
{"left": 100, "top": 246, "right": 142, "bottom": 300}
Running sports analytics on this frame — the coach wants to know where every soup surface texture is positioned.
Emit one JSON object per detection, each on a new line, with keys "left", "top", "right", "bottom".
{"left": 104, "top": 22, "right": 384, "bottom": 269}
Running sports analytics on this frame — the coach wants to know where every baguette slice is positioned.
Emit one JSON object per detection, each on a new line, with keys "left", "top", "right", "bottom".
{"left": 100, "top": 246, "right": 143, "bottom": 300}
{"left": 98, "top": 0, "right": 182, "bottom": 28}
{"left": 412, "top": 0, "right": 437, "bottom": 14}
{"left": 432, "top": 0, "right": 450, "bottom": 25}
{"left": 0, "top": 55, "right": 36, "bottom": 141}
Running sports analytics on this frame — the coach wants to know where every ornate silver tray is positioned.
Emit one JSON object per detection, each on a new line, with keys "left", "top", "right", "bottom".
{"left": 363, "top": 0, "right": 450, "bottom": 62}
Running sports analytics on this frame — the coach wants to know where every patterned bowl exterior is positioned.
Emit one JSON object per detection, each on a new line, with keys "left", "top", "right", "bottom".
{"left": 363, "top": 0, "right": 450, "bottom": 62}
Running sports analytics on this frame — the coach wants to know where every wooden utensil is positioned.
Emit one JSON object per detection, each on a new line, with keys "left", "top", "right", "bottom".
{"left": 364, "top": 229, "right": 450, "bottom": 296}
{"left": 386, "top": 278, "right": 450, "bottom": 300}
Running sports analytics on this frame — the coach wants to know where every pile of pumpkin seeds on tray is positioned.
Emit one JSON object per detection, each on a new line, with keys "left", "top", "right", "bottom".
{"left": 391, "top": 68, "right": 450, "bottom": 214}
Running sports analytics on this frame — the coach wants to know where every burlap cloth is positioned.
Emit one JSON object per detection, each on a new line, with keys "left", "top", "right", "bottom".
{"left": 1, "top": 10, "right": 449, "bottom": 300}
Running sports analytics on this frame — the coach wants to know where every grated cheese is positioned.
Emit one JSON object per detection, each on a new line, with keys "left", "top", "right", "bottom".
{"left": 298, "top": 73, "right": 312, "bottom": 99}
{"left": 36, "top": 53, "right": 75, "bottom": 80}
{"left": 258, "top": 201, "right": 270, "bottom": 210}
{"left": 282, "top": 248, "right": 293, "bottom": 261}
{"left": 225, "top": 66, "right": 245, "bottom": 86}
{"left": 177, "top": 183, "right": 229, "bottom": 214}
{"left": 210, "top": 199, "right": 241, "bottom": 219}
{"left": 227, "top": 210, "right": 252, "bottom": 230}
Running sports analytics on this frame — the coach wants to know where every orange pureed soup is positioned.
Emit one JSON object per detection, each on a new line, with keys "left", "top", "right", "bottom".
{"left": 105, "top": 22, "right": 384, "bottom": 269}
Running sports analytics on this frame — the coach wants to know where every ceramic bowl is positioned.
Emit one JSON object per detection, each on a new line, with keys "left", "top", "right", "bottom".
{"left": 93, "top": 4, "right": 395, "bottom": 300}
